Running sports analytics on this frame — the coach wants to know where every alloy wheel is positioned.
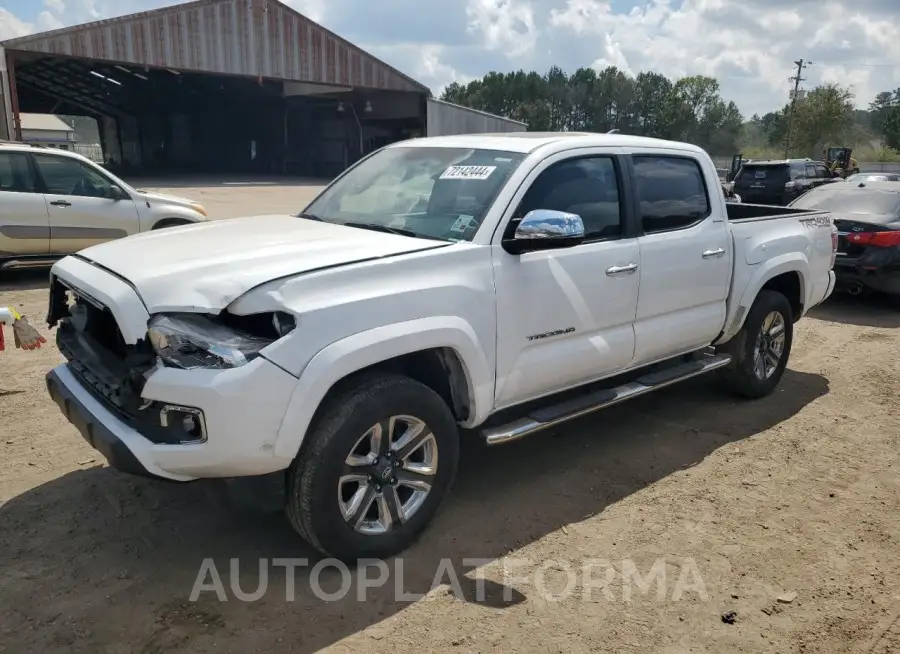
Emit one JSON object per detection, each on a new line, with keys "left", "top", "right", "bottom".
{"left": 338, "top": 415, "right": 438, "bottom": 535}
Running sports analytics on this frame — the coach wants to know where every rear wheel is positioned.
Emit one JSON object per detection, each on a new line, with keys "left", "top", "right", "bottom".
{"left": 717, "top": 290, "right": 793, "bottom": 399}
{"left": 285, "top": 374, "right": 460, "bottom": 560}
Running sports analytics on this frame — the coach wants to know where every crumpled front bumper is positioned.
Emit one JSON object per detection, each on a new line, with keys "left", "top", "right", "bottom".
{"left": 46, "top": 354, "right": 299, "bottom": 482}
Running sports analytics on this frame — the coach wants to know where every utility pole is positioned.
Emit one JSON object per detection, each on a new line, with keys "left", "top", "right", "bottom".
{"left": 784, "top": 58, "right": 809, "bottom": 158}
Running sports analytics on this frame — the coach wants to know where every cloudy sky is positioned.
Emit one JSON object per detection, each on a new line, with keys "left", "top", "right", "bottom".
{"left": 2, "top": 0, "right": 899, "bottom": 117}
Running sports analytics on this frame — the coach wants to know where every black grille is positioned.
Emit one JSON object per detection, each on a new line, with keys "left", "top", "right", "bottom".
{"left": 52, "top": 283, "right": 185, "bottom": 444}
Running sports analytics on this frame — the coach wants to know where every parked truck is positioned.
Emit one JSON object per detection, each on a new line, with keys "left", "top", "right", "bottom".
{"left": 45, "top": 132, "right": 838, "bottom": 560}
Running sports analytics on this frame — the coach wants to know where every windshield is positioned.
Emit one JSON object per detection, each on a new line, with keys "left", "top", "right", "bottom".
{"left": 789, "top": 186, "right": 900, "bottom": 215}
{"left": 302, "top": 146, "right": 526, "bottom": 241}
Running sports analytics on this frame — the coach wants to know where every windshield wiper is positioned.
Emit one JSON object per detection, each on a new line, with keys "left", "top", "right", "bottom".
{"left": 343, "top": 221, "right": 422, "bottom": 238}
{"left": 296, "top": 212, "right": 324, "bottom": 222}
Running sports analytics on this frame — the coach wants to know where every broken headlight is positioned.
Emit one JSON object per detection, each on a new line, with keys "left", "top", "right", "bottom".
{"left": 147, "top": 312, "right": 294, "bottom": 370}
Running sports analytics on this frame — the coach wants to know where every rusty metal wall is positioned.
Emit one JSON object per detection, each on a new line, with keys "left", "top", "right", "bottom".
{"left": 0, "top": 48, "right": 11, "bottom": 140}
{"left": 2, "top": 0, "right": 425, "bottom": 93}
{"left": 426, "top": 98, "right": 527, "bottom": 137}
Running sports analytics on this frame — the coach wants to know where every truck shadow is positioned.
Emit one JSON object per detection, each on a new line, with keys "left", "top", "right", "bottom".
{"left": 0, "top": 369, "right": 828, "bottom": 653}
{"left": 809, "top": 294, "right": 900, "bottom": 328}
{"left": 0, "top": 269, "right": 50, "bottom": 293}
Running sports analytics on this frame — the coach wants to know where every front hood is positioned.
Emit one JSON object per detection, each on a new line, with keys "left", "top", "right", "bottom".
{"left": 138, "top": 190, "right": 202, "bottom": 208}
{"left": 74, "top": 215, "right": 448, "bottom": 312}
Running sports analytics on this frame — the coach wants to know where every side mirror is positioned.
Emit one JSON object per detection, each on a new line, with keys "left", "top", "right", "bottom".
{"left": 107, "top": 186, "right": 128, "bottom": 200}
{"left": 502, "top": 209, "right": 585, "bottom": 255}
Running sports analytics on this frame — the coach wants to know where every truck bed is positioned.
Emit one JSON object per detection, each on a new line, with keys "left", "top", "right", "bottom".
{"left": 726, "top": 202, "right": 824, "bottom": 222}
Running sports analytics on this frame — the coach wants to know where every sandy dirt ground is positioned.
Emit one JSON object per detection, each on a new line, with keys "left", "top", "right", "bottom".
{"left": 1, "top": 181, "right": 900, "bottom": 653}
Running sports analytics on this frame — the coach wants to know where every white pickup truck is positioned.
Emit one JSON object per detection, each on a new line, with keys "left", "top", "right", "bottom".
{"left": 45, "top": 132, "right": 837, "bottom": 560}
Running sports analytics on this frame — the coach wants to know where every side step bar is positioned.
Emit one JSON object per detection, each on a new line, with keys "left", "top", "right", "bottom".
{"left": 0, "top": 258, "right": 59, "bottom": 271}
{"left": 481, "top": 352, "right": 733, "bottom": 446}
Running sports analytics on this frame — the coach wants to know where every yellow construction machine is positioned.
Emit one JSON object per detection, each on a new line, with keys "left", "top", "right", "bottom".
{"left": 822, "top": 146, "right": 859, "bottom": 178}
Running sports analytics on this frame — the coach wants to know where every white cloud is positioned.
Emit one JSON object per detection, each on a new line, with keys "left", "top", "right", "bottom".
{"left": 0, "top": 6, "right": 63, "bottom": 40}
{"left": 365, "top": 43, "right": 474, "bottom": 96}
{"left": 544, "top": 0, "right": 900, "bottom": 114}
{"left": 589, "top": 33, "right": 632, "bottom": 77}
{"left": 2, "top": 0, "right": 900, "bottom": 117}
{"left": 283, "top": 0, "right": 325, "bottom": 22}
{"left": 43, "top": 0, "right": 66, "bottom": 14}
{"left": 0, "top": 8, "right": 32, "bottom": 40}
{"left": 465, "top": 0, "right": 537, "bottom": 58}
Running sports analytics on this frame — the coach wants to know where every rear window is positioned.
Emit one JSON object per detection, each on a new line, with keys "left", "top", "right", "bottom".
{"left": 789, "top": 186, "right": 900, "bottom": 215}
{"left": 735, "top": 164, "right": 791, "bottom": 185}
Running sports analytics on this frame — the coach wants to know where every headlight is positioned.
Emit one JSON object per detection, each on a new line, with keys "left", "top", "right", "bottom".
{"left": 189, "top": 203, "right": 208, "bottom": 217}
{"left": 147, "top": 312, "right": 293, "bottom": 370}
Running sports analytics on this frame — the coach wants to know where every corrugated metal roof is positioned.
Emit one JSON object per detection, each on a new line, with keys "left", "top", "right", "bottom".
{"left": 19, "top": 113, "right": 74, "bottom": 131}
{"left": 1, "top": 0, "right": 428, "bottom": 94}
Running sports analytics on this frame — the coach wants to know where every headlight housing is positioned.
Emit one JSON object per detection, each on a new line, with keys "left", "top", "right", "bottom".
{"left": 189, "top": 203, "right": 208, "bottom": 217}
{"left": 147, "top": 312, "right": 294, "bottom": 370}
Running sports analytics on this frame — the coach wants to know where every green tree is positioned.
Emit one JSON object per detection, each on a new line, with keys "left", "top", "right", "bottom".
{"left": 631, "top": 72, "right": 673, "bottom": 137}
{"left": 439, "top": 65, "right": 745, "bottom": 154}
{"left": 791, "top": 83, "right": 855, "bottom": 155}
{"left": 883, "top": 105, "right": 900, "bottom": 150}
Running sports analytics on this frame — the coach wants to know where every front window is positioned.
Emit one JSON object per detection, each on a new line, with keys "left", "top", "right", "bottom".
{"left": 302, "top": 146, "right": 526, "bottom": 241}
{"left": 789, "top": 186, "right": 900, "bottom": 215}
{"left": 33, "top": 154, "right": 120, "bottom": 198}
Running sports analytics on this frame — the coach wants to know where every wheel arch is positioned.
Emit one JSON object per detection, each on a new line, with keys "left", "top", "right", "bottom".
{"left": 718, "top": 257, "right": 808, "bottom": 344}
{"left": 274, "top": 318, "right": 494, "bottom": 461}
{"left": 151, "top": 217, "right": 193, "bottom": 230}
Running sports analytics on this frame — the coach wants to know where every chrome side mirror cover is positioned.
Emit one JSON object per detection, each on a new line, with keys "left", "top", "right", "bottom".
{"left": 503, "top": 209, "right": 585, "bottom": 254}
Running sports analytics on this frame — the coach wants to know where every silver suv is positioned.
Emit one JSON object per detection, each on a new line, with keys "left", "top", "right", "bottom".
{"left": 0, "top": 142, "right": 209, "bottom": 271}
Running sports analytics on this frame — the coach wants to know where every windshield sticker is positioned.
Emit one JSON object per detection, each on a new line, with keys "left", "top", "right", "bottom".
{"left": 440, "top": 165, "right": 497, "bottom": 180}
{"left": 450, "top": 215, "right": 476, "bottom": 233}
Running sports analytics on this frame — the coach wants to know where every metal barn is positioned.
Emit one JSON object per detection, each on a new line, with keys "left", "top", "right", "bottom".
{"left": 0, "top": 0, "right": 524, "bottom": 178}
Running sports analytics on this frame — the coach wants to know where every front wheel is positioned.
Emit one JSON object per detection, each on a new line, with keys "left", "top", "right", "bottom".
{"left": 716, "top": 290, "right": 794, "bottom": 399}
{"left": 286, "top": 374, "right": 460, "bottom": 560}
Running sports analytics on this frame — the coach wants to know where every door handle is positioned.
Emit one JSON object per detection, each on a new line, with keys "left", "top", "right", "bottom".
{"left": 606, "top": 263, "right": 638, "bottom": 276}
{"left": 702, "top": 248, "right": 725, "bottom": 258}
{"left": 50, "top": 200, "right": 71, "bottom": 207}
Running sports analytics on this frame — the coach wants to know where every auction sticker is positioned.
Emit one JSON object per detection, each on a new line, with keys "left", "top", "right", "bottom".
{"left": 449, "top": 214, "right": 476, "bottom": 233}
{"left": 440, "top": 165, "right": 496, "bottom": 180}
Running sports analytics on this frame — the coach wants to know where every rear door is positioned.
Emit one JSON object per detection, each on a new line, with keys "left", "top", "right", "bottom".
{"left": 627, "top": 150, "right": 731, "bottom": 366}
{"left": 32, "top": 153, "right": 141, "bottom": 254}
{"left": 0, "top": 150, "right": 50, "bottom": 256}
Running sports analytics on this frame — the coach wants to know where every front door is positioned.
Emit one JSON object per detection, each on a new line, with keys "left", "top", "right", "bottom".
{"left": 0, "top": 151, "right": 50, "bottom": 256}
{"left": 627, "top": 151, "right": 731, "bottom": 366}
{"left": 492, "top": 150, "right": 641, "bottom": 408}
{"left": 32, "top": 153, "right": 141, "bottom": 254}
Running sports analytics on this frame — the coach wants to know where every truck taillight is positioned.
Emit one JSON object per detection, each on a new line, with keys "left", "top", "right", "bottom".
{"left": 846, "top": 230, "right": 900, "bottom": 248}
{"left": 830, "top": 228, "right": 838, "bottom": 268}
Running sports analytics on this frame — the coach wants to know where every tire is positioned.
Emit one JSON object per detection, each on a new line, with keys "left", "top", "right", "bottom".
{"left": 285, "top": 373, "right": 460, "bottom": 560}
{"left": 716, "top": 290, "right": 794, "bottom": 399}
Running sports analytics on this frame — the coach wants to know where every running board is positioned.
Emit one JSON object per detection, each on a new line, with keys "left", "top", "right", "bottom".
{"left": 481, "top": 353, "right": 733, "bottom": 446}
{"left": 0, "top": 258, "right": 59, "bottom": 270}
